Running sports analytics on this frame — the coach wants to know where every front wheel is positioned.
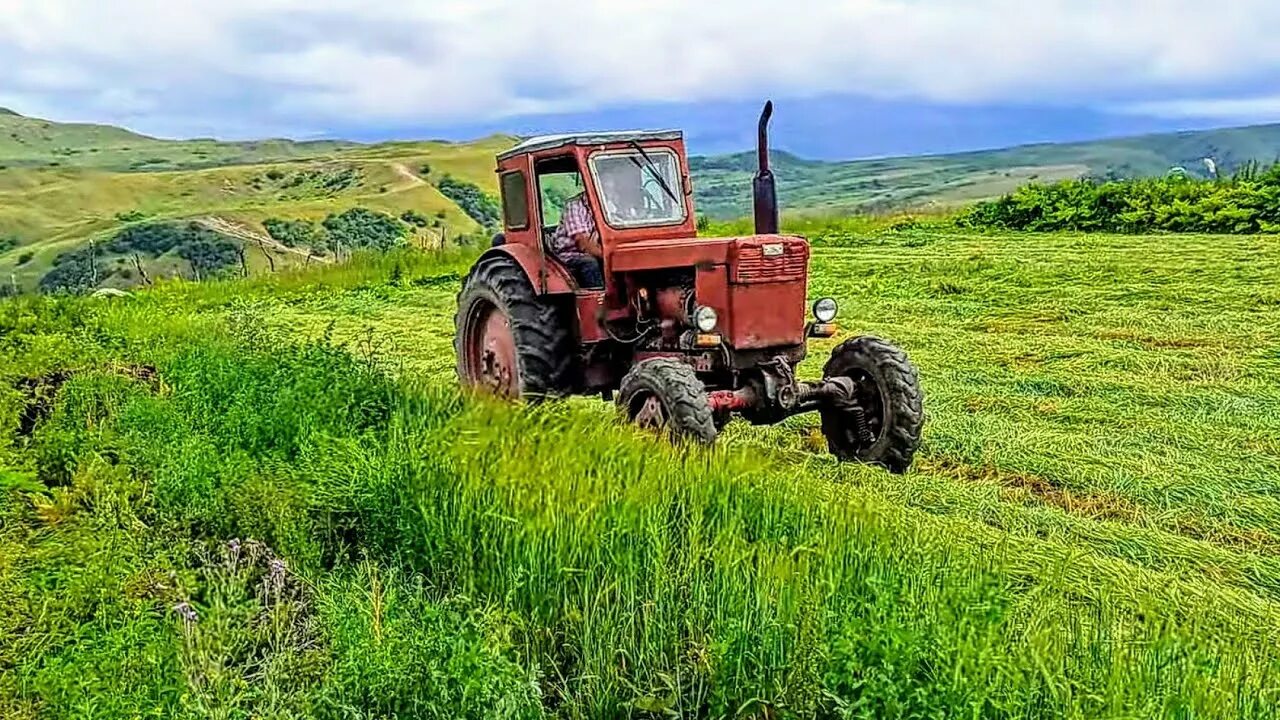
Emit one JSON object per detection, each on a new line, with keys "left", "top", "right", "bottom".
{"left": 618, "top": 359, "right": 718, "bottom": 444}
{"left": 820, "top": 336, "right": 924, "bottom": 473}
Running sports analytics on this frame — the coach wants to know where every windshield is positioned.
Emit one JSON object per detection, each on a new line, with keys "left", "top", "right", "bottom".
{"left": 589, "top": 149, "right": 687, "bottom": 228}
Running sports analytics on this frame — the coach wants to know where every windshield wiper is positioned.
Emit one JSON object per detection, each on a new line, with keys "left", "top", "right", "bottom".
{"left": 627, "top": 141, "right": 681, "bottom": 206}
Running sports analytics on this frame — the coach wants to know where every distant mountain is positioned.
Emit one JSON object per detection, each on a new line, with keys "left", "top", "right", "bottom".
{"left": 0, "top": 109, "right": 357, "bottom": 172}
{"left": 691, "top": 123, "right": 1280, "bottom": 218}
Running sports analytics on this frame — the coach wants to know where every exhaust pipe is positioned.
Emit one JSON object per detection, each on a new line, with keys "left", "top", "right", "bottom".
{"left": 753, "top": 100, "right": 779, "bottom": 235}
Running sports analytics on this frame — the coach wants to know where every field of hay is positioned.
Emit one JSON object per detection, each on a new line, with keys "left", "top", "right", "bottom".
{"left": 2, "top": 225, "right": 1278, "bottom": 718}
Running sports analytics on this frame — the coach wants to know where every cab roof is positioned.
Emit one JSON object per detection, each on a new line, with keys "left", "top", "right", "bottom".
{"left": 496, "top": 129, "right": 682, "bottom": 161}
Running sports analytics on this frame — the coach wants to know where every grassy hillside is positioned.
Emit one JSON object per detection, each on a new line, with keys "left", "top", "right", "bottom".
{"left": 0, "top": 110, "right": 515, "bottom": 292}
{"left": 692, "top": 123, "right": 1280, "bottom": 218}
{"left": 0, "top": 107, "right": 355, "bottom": 172}
{"left": 2, "top": 224, "right": 1278, "bottom": 716}
{"left": 8, "top": 107, "right": 1280, "bottom": 290}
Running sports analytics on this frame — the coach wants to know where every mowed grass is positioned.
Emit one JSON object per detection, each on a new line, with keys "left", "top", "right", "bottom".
{"left": 243, "top": 229, "right": 1280, "bottom": 600}
{"left": 2, "top": 228, "right": 1279, "bottom": 717}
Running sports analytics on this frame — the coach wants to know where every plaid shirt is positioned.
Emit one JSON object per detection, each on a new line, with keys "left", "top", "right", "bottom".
{"left": 548, "top": 193, "right": 595, "bottom": 261}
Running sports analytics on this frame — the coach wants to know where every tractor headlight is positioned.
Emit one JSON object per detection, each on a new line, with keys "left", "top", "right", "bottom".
{"left": 813, "top": 297, "right": 839, "bottom": 323}
{"left": 693, "top": 305, "right": 719, "bottom": 332}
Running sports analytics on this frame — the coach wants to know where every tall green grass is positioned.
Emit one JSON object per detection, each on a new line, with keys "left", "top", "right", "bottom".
{"left": 959, "top": 164, "right": 1280, "bottom": 233}
{"left": 3, "top": 262, "right": 1278, "bottom": 717}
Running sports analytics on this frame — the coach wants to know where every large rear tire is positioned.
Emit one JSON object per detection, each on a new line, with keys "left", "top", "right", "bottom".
{"left": 618, "top": 358, "right": 717, "bottom": 444}
{"left": 821, "top": 336, "right": 923, "bottom": 473}
{"left": 455, "top": 255, "right": 572, "bottom": 399}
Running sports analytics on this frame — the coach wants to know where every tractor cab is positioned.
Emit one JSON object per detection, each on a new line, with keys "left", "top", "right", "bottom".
{"left": 456, "top": 103, "right": 925, "bottom": 473}
{"left": 491, "top": 129, "right": 696, "bottom": 289}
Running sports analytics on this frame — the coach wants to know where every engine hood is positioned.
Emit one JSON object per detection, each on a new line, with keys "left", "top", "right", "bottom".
{"left": 608, "top": 234, "right": 807, "bottom": 273}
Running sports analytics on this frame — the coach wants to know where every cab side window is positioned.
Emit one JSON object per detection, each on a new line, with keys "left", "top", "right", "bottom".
{"left": 500, "top": 171, "right": 529, "bottom": 230}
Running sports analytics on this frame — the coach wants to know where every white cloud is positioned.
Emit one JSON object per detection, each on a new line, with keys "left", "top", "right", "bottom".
{"left": 2, "top": 0, "right": 1279, "bottom": 135}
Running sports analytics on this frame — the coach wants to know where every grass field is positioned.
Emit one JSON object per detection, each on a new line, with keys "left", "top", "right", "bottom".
{"left": 2, "top": 224, "right": 1279, "bottom": 717}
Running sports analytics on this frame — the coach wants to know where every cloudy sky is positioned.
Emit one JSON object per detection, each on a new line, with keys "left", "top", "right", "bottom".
{"left": 2, "top": 0, "right": 1279, "bottom": 158}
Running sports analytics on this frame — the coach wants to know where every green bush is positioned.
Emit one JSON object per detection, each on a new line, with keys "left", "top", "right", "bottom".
{"left": 437, "top": 176, "right": 500, "bottom": 228}
{"left": 960, "top": 163, "right": 1280, "bottom": 233}
{"left": 37, "top": 247, "right": 100, "bottom": 294}
{"left": 40, "top": 222, "right": 239, "bottom": 293}
{"left": 178, "top": 235, "right": 239, "bottom": 278}
{"left": 321, "top": 208, "right": 407, "bottom": 254}
{"left": 263, "top": 218, "right": 323, "bottom": 248}
{"left": 400, "top": 210, "right": 430, "bottom": 228}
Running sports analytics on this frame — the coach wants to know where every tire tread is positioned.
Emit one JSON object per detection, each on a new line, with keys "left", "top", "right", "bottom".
{"left": 454, "top": 255, "right": 573, "bottom": 397}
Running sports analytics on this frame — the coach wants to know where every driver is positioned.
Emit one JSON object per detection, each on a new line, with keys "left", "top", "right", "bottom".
{"left": 600, "top": 164, "right": 644, "bottom": 222}
{"left": 548, "top": 189, "right": 604, "bottom": 288}
{"left": 548, "top": 167, "right": 636, "bottom": 289}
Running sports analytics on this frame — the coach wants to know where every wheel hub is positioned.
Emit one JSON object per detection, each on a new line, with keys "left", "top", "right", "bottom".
{"left": 465, "top": 302, "right": 518, "bottom": 397}
{"left": 821, "top": 374, "right": 882, "bottom": 450}
{"left": 633, "top": 395, "right": 667, "bottom": 429}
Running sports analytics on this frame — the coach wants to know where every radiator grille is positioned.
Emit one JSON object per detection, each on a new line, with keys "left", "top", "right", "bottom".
{"left": 732, "top": 244, "right": 808, "bottom": 283}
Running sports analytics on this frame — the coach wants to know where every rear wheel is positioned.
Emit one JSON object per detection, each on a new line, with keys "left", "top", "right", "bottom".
{"left": 455, "top": 255, "right": 572, "bottom": 398}
{"left": 618, "top": 359, "right": 717, "bottom": 444}
{"left": 820, "top": 336, "right": 923, "bottom": 473}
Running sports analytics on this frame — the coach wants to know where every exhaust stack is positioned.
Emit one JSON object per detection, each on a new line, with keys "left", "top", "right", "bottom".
{"left": 753, "top": 100, "right": 779, "bottom": 235}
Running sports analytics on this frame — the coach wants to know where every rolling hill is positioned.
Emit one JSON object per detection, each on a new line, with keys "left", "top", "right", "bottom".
{"left": 4, "top": 107, "right": 1280, "bottom": 291}
{"left": 0, "top": 109, "right": 514, "bottom": 291}
{"left": 691, "top": 123, "right": 1280, "bottom": 217}
{"left": 0, "top": 106, "right": 357, "bottom": 172}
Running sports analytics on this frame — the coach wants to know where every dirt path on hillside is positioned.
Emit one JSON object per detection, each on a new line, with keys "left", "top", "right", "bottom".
{"left": 390, "top": 163, "right": 427, "bottom": 189}
{"left": 195, "top": 216, "right": 331, "bottom": 264}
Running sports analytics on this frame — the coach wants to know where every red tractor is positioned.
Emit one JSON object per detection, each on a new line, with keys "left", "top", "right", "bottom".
{"left": 454, "top": 102, "right": 923, "bottom": 472}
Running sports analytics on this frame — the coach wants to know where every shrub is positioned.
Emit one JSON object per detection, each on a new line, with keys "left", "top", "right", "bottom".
{"left": 40, "top": 222, "right": 240, "bottom": 293}
{"left": 115, "top": 210, "right": 148, "bottom": 223}
{"left": 959, "top": 163, "right": 1280, "bottom": 234}
{"left": 178, "top": 234, "right": 239, "bottom": 279}
{"left": 437, "top": 176, "right": 501, "bottom": 228}
{"left": 321, "top": 208, "right": 407, "bottom": 253}
{"left": 400, "top": 210, "right": 430, "bottom": 228}
{"left": 263, "top": 218, "right": 323, "bottom": 248}
{"left": 321, "top": 167, "right": 362, "bottom": 193}
{"left": 38, "top": 248, "right": 98, "bottom": 294}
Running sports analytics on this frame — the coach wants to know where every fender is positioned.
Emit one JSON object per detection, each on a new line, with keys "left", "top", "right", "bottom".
{"left": 480, "top": 244, "right": 575, "bottom": 295}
